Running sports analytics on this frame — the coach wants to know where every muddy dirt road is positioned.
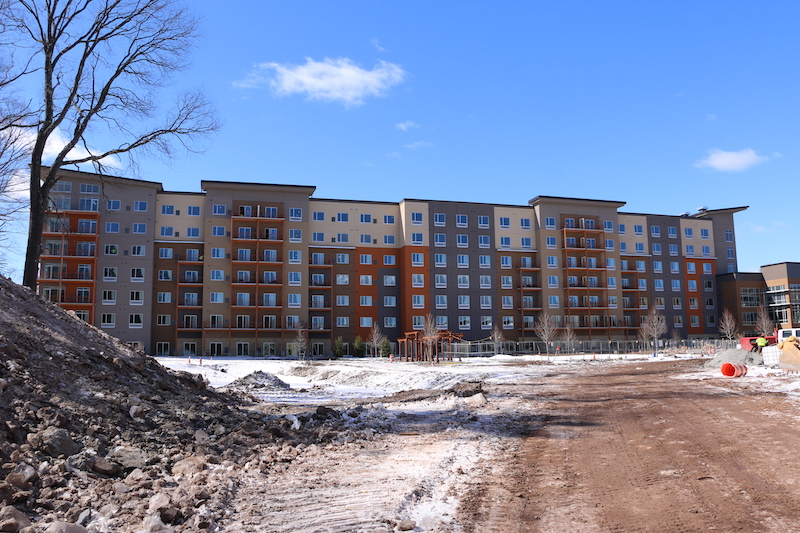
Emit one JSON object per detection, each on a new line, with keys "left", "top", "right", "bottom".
{"left": 459, "top": 359, "right": 800, "bottom": 533}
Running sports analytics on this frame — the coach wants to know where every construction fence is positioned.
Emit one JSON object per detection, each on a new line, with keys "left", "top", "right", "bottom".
{"left": 441, "top": 338, "right": 742, "bottom": 359}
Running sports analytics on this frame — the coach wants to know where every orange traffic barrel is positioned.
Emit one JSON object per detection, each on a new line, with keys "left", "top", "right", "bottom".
{"left": 721, "top": 362, "right": 748, "bottom": 377}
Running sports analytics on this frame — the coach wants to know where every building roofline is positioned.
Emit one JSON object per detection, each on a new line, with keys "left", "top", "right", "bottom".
{"left": 401, "top": 198, "right": 530, "bottom": 208}
{"left": 691, "top": 206, "right": 749, "bottom": 217}
{"left": 528, "top": 195, "right": 626, "bottom": 208}
{"left": 200, "top": 180, "right": 316, "bottom": 193}
{"left": 42, "top": 165, "right": 164, "bottom": 190}
{"left": 761, "top": 261, "right": 800, "bottom": 268}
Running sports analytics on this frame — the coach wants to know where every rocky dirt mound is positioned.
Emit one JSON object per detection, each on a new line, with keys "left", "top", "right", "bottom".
{"left": 217, "top": 371, "right": 291, "bottom": 394}
{"left": 0, "top": 276, "right": 382, "bottom": 532}
{"left": 702, "top": 347, "right": 764, "bottom": 368}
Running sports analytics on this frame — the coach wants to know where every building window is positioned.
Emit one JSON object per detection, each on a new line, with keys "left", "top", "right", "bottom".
{"left": 336, "top": 274, "right": 349, "bottom": 285}
{"left": 384, "top": 275, "right": 396, "bottom": 286}
{"left": 501, "top": 256, "right": 512, "bottom": 269}
{"left": 360, "top": 213, "right": 372, "bottom": 223}
{"left": 101, "top": 313, "right": 115, "bottom": 328}
{"left": 459, "top": 316, "right": 470, "bottom": 330}
{"left": 288, "top": 208, "right": 302, "bottom": 221}
{"left": 412, "top": 233, "right": 423, "bottom": 245}
{"left": 107, "top": 199, "right": 120, "bottom": 211}
{"left": 725, "top": 230, "right": 733, "bottom": 242}
{"left": 478, "top": 215, "right": 489, "bottom": 228}
{"left": 337, "top": 253, "right": 349, "bottom": 264}
{"left": 133, "top": 201, "right": 148, "bottom": 212}
{"left": 480, "top": 275, "right": 491, "bottom": 288}
{"left": 458, "top": 295, "right": 470, "bottom": 309}
{"left": 128, "top": 314, "right": 143, "bottom": 328}
{"left": 360, "top": 253, "right": 373, "bottom": 265}
{"left": 412, "top": 295, "right": 424, "bottom": 308}
{"left": 412, "top": 253, "right": 424, "bottom": 266}
{"left": 411, "top": 212, "right": 423, "bottom": 225}
{"left": 458, "top": 275, "right": 469, "bottom": 288}
{"left": 499, "top": 217, "right": 510, "bottom": 229}
{"left": 520, "top": 218, "right": 531, "bottom": 230}
{"left": 337, "top": 213, "right": 349, "bottom": 222}
{"left": 384, "top": 254, "right": 396, "bottom": 265}
{"left": 457, "top": 255, "right": 469, "bottom": 268}
{"left": 435, "top": 233, "right": 446, "bottom": 247}
{"left": 360, "top": 275, "right": 372, "bottom": 285}
{"left": 132, "top": 223, "right": 146, "bottom": 234}
{"left": 652, "top": 243, "right": 661, "bottom": 255}
{"left": 549, "top": 295, "right": 559, "bottom": 308}
{"left": 384, "top": 215, "right": 395, "bottom": 224}
{"left": 479, "top": 255, "right": 490, "bottom": 268}
{"left": 456, "top": 214, "right": 467, "bottom": 227}
{"left": 547, "top": 256, "right": 558, "bottom": 269}
{"left": 545, "top": 217, "right": 556, "bottom": 229}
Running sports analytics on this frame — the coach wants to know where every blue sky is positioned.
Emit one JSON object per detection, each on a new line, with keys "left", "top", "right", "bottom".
{"left": 8, "top": 0, "right": 800, "bottom": 277}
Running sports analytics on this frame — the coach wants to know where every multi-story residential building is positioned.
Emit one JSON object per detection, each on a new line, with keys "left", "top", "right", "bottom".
{"left": 36, "top": 167, "right": 747, "bottom": 356}
{"left": 718, "top": 262, "right": 800, "bottom": 336}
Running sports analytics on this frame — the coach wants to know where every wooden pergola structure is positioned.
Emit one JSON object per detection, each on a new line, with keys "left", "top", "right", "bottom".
{"left": 396, "top": 330, "right": 465, "bottom": 362}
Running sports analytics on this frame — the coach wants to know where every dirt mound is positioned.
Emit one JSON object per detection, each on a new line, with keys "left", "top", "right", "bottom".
{"left": 218, "top": 371, "right": 292, "bottom": 393}
{"left": 0, "top": 276, "right": 376, "bottom": 532}
{"left": 702, "top": 347, "right": 764, "bottom": 368}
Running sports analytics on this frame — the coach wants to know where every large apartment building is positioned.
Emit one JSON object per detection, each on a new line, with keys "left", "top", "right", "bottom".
{"left": 37, "top": 167, "right": 747, "bottom": 356}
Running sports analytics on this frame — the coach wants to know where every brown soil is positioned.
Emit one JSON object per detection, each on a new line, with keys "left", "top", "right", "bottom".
{"left": 457, "top": 360, "right": 800, "bottom": 533}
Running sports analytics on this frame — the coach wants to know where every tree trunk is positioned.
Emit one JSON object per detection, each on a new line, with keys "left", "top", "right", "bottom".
{"left": 23, "top": 183, "right": 45, "bottom": 290}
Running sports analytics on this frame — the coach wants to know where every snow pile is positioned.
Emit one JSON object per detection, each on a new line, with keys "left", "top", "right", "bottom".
{"left": 703, "top": 348, "right": 764, "bottom": 368}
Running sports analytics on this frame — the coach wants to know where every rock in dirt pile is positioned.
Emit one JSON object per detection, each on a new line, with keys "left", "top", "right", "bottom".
{"left": 0, "top": 276, "right": 385, "bottom": 532}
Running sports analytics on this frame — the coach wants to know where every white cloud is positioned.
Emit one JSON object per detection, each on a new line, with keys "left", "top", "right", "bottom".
{"left": 395, "top": 121, "right": 418, "bottom": 131}
{"left": 404, "top": 141, "right": 432, "bottom": 149}
{"left": 370, "top": 38, "right": 385, "bottom": 52}
{"left": 234, "top": 57, "right": 406, "bottom": 106}
{"left": 693, "top": 148, "right": 770, "bottom": 172}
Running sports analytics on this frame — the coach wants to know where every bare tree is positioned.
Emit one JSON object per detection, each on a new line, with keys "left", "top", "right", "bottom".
{"left": 367, "top": 323, "right": 386, "bottom": 357}
{"left": 421, "top": 312, "right": 440, "bottom": 362}
{"left": 639, "top": 307, "right": 667, "bottom": 353}
{"left": 533, "top": 311, "right": 558, "bottom": 355}
{"left": 295, "top": 326, "right": 308, "bottom": 362}
{"left": 0, "top": 0, "right": 220, "bottom": 289}
{"left": 562, "top": 319, "right": 577, "bottom": 354}
{"left": 491, "top": 324, "right": 504, "bottom": 355}
{"left": 756, "top": 306, "right": 775, "bottom": 336}
{"left": 718, "top": 308, "right": 740, "bottom": 340}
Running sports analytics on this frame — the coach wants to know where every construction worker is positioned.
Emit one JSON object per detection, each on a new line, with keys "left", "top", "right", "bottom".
{"left": 756, "top": 334, "right": 769, "bottom": 354}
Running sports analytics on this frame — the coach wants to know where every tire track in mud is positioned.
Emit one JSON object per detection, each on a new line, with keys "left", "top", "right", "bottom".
{"left": 458, "top": 361, "right": 800, "bottom": 533}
